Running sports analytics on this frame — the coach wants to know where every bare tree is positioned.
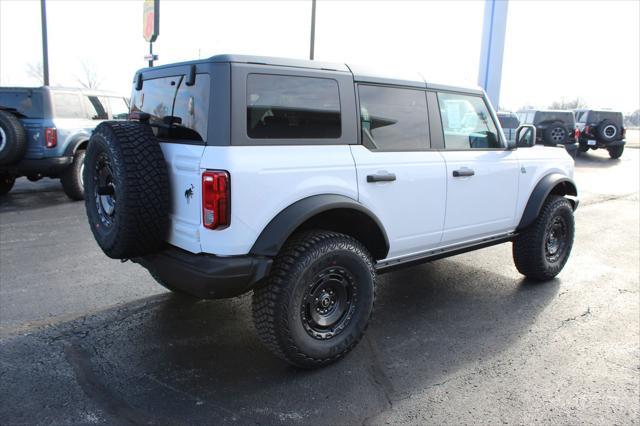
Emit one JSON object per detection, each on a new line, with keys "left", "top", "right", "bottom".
{"left": 26, "top": 62, "right": 44, "bottom": 84}
{"left": 548, "top": 97, "right": 587, "bottom": 110}
{"left": 75, "top": 60, "right": 102, "bottom": 89}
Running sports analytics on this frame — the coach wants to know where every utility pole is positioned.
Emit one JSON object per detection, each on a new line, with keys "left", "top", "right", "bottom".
{"left": 309, "top": 0, "right": 316, "bottom": 60}
{"left": 40, "top": 0, "right": 50, "bottom": 86}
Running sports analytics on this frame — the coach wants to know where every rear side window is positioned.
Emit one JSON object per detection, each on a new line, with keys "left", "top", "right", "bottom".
{"left": 438, "top": 92, "right": 502, "bottom": 150}
{"left": 247, "top": 74, "right": 341, "bottom": 139}
{"left": 358, "top": 85, "right": 429, "bottom": 151}
{"left": 54, "top": 93, "right": 85, "bottom": 119}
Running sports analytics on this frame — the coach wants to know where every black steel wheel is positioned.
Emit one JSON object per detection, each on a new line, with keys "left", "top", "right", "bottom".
{"left": 93, "top": 151, "right": 117, "bottom": 228}
{"left": 545, "top": 216, "right": 568, "bottom": 264}
{"left": 301, "top": 266, "right": 358, "bottom": 340}
{"left": 252, "top": 230, "right": 376, "bottom": 369}
{"left": 513, "top": 195, "right": 575, "bottom": 281}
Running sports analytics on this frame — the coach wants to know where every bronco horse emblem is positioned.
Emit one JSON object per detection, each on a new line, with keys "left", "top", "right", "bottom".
{"left": 184, "top": 184, "right": 195, "bottom": 203}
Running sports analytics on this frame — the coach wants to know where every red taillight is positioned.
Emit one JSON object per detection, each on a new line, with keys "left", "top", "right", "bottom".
{"left": 202, "top": 170, "right": 230, "bottom": 230}
{"left": 574, "top": 127, "right": 580, "bottom": 139}
{"left": 45, "top": 127, "right": 57, "bottom": 148}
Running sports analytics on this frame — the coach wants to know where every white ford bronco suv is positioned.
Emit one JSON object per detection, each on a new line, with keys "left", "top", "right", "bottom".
{"left": 83, "top": 55, "right": 578, "bottom": 368}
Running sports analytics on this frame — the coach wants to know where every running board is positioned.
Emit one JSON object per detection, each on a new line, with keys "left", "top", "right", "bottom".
{"left": 375, "top": 233, "right": 517, "bottom": 274}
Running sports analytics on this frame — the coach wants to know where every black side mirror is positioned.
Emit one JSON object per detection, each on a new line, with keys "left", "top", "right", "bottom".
{"left": 516, "top": 125, "right": 536, "bottom": 148}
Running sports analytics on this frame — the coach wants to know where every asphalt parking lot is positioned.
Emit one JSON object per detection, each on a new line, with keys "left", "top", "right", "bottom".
{"left": 1, "top": 148, "right": 638, "bottom": 425}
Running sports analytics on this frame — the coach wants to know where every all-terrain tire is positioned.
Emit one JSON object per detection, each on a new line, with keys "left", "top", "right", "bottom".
{"left": 61, "top": 149, "right": 86, "bottom": 201}
{"left": 0, "top": 111, "right": 27, "bottom": 165}
{"left": 252, "top": 230, "right": 376, "bottom": 369}
{"left": 0, "top": 173, "right": 15, "bottom": 195}
{"left": 607, "top": 145, "right": 624, "bottom": 159}
{"left": 513, "top": 195, "right": 574, "bottom": 281}
{"left": 596, "top": 119, "right": 619, "bottom": 143}
{"left": 83, "top": 121, "right": 170, "bottom": 259}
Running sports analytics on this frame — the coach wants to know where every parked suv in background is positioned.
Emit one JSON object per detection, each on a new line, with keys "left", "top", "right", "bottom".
{"left": 517, "top": 110, "right": 578, "bottom": 157}
{"left": 82, "top": 55, "right": 578, "bottom": 368}
{"left": 497, "top": 111, "right": 520, "bottom": 145}
{"left": 574, "top": 109, "right": 626, "bottom": 159}
{"left": 0, "top": 86, "right": 128, "bottom": 198}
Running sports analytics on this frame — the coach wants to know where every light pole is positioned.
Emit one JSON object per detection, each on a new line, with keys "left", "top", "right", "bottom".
{"left": 309, "top": 0, "right": 316, "bottom": 60}
{"left": 40, "top": 0, "right": 50, "bottom": 86}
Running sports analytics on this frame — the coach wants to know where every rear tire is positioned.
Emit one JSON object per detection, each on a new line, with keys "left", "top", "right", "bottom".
{"left": 83, "top": 121, "right": 170, "bottom": 259}
{"left": 252, "top": 230, "right": 376, "bottom": 369}
{"left": 513, "top": 196, "right": 574, "bottom": 281}
{"left": 61, "top": 150, "right": 85, "bottom": 201}
{"left": 607, "top": 145, "right": 624, "bottom": 159}
{"left": 0, "top": 111, "right": 27, "bottom": 165}
{"left": 0, "top": 173, "right": 15, "bottom": 195}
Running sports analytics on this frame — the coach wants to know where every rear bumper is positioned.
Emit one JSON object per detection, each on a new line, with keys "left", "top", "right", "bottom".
{"left": 132, "top": 246, "right": 273, "bottom": 299}
{"left": 0, "top": 156, "right": 73, "bottom": 176}
{"left": 579, "top": 138, "right": 625, "bottom": 148}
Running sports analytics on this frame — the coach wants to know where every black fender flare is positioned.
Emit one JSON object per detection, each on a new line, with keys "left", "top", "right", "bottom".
{"left": 249, "top": 194, "right": 390, "bottom": 258}
{"left": 517, "top": 173, "right": 578, "bottom": 231}
{"left": 63, "top": 135, "right": 90, "bottom": 157}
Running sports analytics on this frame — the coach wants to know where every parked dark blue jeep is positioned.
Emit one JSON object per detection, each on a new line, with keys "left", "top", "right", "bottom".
{"left": 0, "top": 86, "right": 128, "bottom": 199}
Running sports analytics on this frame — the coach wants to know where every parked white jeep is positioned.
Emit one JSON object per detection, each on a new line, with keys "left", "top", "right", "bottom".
{"left": 83, "top": 55, "right": 578, "bottom": 368}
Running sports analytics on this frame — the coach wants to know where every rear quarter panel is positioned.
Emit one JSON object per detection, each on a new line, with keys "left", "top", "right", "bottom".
{"left": 197, "top": 145, "right": 358, "bottom": 255}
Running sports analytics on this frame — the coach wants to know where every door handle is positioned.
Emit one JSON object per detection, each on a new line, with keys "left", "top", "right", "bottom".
{"left": 452, "top": 168, "right": 475, "bottom": 177}
{"left": 367, "top": 173, "right": 396, "bottom": 183}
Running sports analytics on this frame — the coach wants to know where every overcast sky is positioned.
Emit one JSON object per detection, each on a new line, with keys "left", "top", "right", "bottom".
{"left": 1, "top": 0, "right": 638, "bottom": 112}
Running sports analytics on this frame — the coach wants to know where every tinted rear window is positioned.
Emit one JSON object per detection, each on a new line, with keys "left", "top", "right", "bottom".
{"left": 130, "top": 74, "right": 210, "bottom": 142}
{"left": 247, "top": 74, "right": 341, "bottom": 139}
{"left": 587, "top": 111, "right": 623, "bottom": 124}
{"left": 0, "top": 91, "right": 44, "bottom": 118}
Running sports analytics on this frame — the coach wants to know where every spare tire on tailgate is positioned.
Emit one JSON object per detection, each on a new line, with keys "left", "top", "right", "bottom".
{"left": 0, "top": 110, "right": 27, "bottom": 165}
{"left": 596, "top": 119, "right": 619, "bottom": 142}
{"left": 84, "top": 121, "right": 170, "bottom": 259}
{"left": 542, "top": 121, "right": 568, "bottom": 145}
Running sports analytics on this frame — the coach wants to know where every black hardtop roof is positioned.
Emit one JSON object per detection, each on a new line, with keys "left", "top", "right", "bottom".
{"left": 136, "top": 54, "right": 484, "bottom": 95}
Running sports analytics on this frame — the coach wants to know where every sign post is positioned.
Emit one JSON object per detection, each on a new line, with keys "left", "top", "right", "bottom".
{"left": 143, "top": 0, "right": 159, "bottom": 67}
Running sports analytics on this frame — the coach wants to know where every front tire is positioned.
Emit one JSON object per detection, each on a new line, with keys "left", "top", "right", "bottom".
{"left": 513, "top": 196, "right": 574, "bottom": 281}
{"left": 61, "top": 149, "right": 86, "bottom": 200}
{"left": 252, "top": 230, "right": 376, "bottom": 369}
